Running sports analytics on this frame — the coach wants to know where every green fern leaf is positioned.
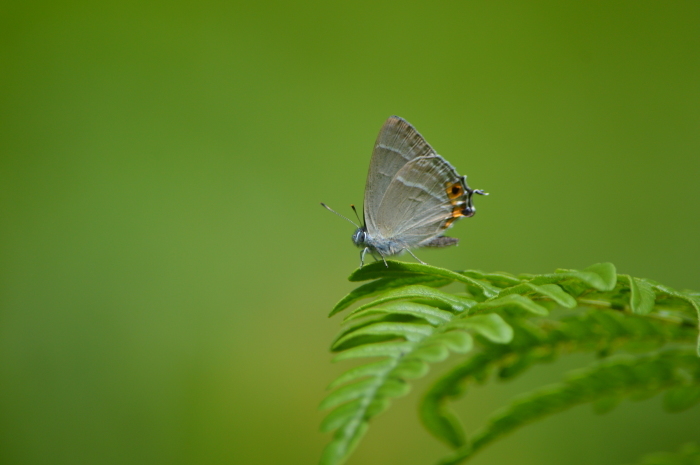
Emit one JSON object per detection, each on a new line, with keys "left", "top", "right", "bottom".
{"left": 349, "top": 260, "right": 500, "bottom": 298}
{"left": 319, "top": 399, "right": 364, "bottom": 433}
{"left": 327, "top": 359, "right": 395, "bottom": 389}
{"left": 332, "top": 341, "right": 413, "bottom": 361}
{"left": 319, "top": 379, "right": 378, "bottom": 411}
{"left": 344, "top": 301, "right": 455, "bottom": 325}
{"left": 530, "top": 262, "right": 617, "bottom": 292}
{"left": 460, "top": 270, "right": 522, "bottom": 288}
{"left": 342, "top": 284, "right": 475, "bottom": 317}
{"left": 626, "top": 275, "right": 657, "bottom": 315}
{"left": 332, "top": 321, "right": 434, "bottom": 349}
{"left": 330, "top": 275, "right": 452, "bottom": 317}
{"left": 446, "top": 314, "right": 513, "bottom": 344}
{"left": 433, "top": 331, "right": 474, "bottom": 353}
{"left": 643, "top": 281, "right": 700, "bottom": 355}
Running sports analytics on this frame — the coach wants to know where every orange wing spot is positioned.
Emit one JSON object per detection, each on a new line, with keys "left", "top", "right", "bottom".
{"left": 451, "top": 205, "right": 467, "bottom": 218}
{"left": 443, "top": 206, "right": 467, "bottom": 229}
{"left": 442, "top": 217, "right": 456, "bottom": 229}
{"left": 445, "top": 182, "right": 463, "bottom": 200}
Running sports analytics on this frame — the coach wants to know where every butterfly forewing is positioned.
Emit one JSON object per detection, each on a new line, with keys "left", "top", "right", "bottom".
{"left": 364, "top": 116, "right": 435, "bottom": 232}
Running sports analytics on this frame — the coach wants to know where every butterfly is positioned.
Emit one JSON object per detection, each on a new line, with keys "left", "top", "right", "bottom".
{"left": 322, "top": 116, "right": 487, "bottom": 267}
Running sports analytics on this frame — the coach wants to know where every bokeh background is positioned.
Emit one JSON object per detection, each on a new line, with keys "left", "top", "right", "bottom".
{"left": 1, "top": 2, "right": 699, "bottom": 464}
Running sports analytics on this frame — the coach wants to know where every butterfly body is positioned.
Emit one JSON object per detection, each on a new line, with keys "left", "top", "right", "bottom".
{"left": 351, "top": 225, "right": 406, "bottom": 257}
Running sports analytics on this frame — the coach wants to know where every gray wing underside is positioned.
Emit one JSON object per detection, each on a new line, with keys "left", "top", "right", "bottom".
{"left": 375, "top": 155, "right": 463, "bottom": 247}
{"left": 364, "top": 116, "right": 436, "bottom": 231}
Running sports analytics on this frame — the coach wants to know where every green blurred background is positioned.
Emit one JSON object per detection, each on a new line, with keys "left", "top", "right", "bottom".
{"left": 1, "top": 1, "right": 699, "bottom": 464}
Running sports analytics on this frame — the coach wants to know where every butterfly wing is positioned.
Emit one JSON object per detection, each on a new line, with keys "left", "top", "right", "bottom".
{"left": 373, "top": 154, "right": 477, "bottom": 248}
{"left": 364, "top": 116, "right": 436, "bottom": 234}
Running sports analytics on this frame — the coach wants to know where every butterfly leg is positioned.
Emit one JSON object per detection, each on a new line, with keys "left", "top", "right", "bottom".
{"left": 370, "top": 250, "right": 380, "bottom": 262}
{"left": 359, "top": 247, "right": 369, "bottom": 268}
{"left": 405, "top": 248, "right": 426, "bottom": 265}
{"left": 365, "top": 249, "right": 388, "bottom": 267}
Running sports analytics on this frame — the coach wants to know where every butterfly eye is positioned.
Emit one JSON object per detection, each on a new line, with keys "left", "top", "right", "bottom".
{"left": 351, "top": 228, "right": 366, "bottom": 246}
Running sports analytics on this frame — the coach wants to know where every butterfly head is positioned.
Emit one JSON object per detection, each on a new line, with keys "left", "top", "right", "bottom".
{"left": 352, "top": 226, "right": 368, "bottom": 248}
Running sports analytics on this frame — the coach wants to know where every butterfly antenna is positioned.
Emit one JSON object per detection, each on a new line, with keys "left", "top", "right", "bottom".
{"left": 320, "top": 203, "right": 360, "bottom": 228}
{"left": 350, "top": 204, "right": 364, "bottom": 226}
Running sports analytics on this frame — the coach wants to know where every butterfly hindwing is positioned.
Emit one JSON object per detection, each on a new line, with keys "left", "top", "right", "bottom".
{"left": 373, "top": 154, "right": 474, "bottom": 247}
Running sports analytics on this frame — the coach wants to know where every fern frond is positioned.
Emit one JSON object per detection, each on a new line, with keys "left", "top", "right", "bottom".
{"left": 437, "top": 349, "right": 700, "bottom": 465}
{"left": 319, "top": 261, "right": 700, "bottom": 465}
{"left": 319, "top": 307, "right": 512, "bottom": 464}
{"left": 420, "top": 309, "right": 698, "bottom": 450}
